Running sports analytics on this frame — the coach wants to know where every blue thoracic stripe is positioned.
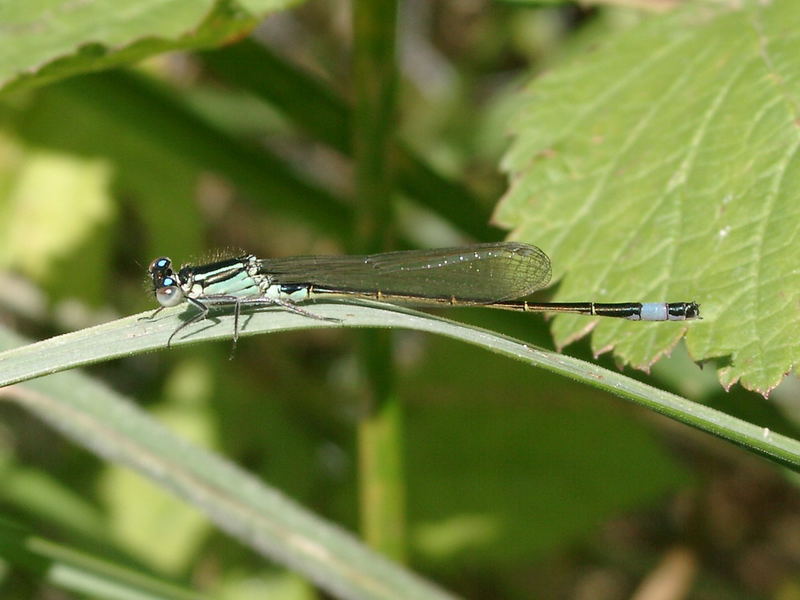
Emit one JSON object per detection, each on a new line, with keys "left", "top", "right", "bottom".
{"left": 199, "top": 269, "right": 260, "bottom": 298}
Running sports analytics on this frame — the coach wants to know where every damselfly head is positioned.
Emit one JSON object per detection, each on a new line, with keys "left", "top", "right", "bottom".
{"left": 144, "top": 257, "right": 170, "bottom": 294}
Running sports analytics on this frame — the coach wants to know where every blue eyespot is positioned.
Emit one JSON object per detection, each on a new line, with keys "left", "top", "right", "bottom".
{"left": 149, "top": 256, "right": 173, "bottom": 275}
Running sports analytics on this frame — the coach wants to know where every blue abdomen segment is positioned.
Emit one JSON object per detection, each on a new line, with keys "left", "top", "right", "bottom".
{"left": 638, "top": 303, "right": 668, "bottom": 321}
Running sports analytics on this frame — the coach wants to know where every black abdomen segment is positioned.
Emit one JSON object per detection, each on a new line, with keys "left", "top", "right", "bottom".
{"left": 491, "top": 301, "right": 700, "bottom": 321}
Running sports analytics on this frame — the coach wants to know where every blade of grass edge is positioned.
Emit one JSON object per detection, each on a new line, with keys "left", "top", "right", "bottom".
{"left": 0, "top": 518, "right": 205, "bottom": 600}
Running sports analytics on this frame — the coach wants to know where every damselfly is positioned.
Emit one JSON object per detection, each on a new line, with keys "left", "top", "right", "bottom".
{"left": 146, "top": 242, "right": 700, "bottom": 347}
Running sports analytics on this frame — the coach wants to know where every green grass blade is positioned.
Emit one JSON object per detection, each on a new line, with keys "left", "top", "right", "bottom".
{"left": 0, "top": 322, "right": 456, "bottom": 600}
{"left": 0, "top": 518, "right": 206, "bottom": 600}
{"left": 1, "top": 304, "right": 799, "bottom": 472}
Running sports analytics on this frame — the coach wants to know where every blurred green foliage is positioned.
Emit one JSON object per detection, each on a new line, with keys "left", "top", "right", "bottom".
{"left": 0, "top": 0, "right": 799, "bottom": 599}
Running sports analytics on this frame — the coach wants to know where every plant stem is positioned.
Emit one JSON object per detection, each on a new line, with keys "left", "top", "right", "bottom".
{"left": 352, "top": 0, "right": 406, "bottom": 560}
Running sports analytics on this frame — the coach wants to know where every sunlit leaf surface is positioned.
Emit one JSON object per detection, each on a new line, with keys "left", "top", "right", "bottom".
{"left": 0, "top": 0, "right": 299, "bottom": 94}
{"left": 497, "top": 0, "right": 800, "bottom": 395}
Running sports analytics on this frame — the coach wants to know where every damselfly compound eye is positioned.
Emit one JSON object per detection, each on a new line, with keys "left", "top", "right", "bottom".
{"left": 149, "top": 257, "right": 172, "bottom": 275}
{"left": 156, "top": 276, "right": 184, "bottom": 307}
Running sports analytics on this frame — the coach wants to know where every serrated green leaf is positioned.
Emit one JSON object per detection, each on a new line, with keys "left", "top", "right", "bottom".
{"left": 0, "top": 0, "right": 299, "bottom": 95}
{"left": 497, "top": 0, "right": 800, "bottom": 395}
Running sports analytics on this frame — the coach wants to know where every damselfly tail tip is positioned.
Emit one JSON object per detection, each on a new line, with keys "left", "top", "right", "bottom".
{"left": 673, "top": 301, "right": 700, "bottom": 320}
{"left": 688, "top": 301, "right": 701, "bottom": 320}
